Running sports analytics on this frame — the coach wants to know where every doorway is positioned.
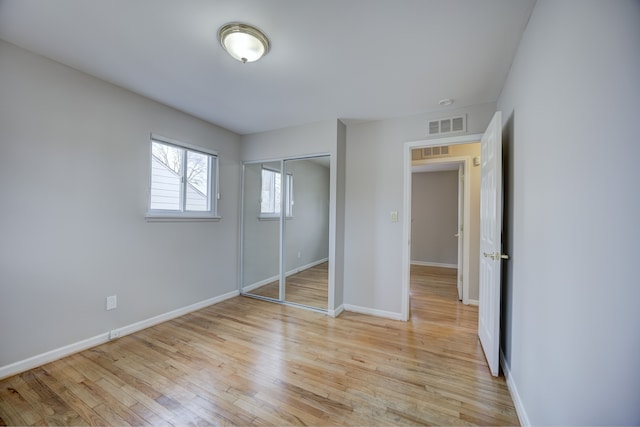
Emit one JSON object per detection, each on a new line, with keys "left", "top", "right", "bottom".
{"left": 411, "top": 159, "right": 466, "bottom": 301}
{"left": 401, "top": 134, "right": 483, "bottom": 321}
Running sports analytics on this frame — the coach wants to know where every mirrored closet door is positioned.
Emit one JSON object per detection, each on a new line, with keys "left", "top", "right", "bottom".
{"left": 241, "top": 156, "right": 330, "bottom": 311}
{"left": 241, "top": 161, "right": 282, "bottom": 301}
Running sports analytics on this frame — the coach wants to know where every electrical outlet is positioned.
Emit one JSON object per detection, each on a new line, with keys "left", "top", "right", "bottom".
{"left": 108, "top": 330, "right": 120, "bottom": 340}
{"left": 390, "top": 211, "right": 399, "bottom": 222}
{"left": 106, "top": 295, "right": 117, "bottom": 310}
{"left": 297, "top": 251, "right": 301, "bottom": 259}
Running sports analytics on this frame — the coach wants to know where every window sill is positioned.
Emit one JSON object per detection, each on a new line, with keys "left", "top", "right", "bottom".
{"left": 145, "top": 212, "right": 221, "bottom": 222}
{"left": 258, "top": 216, "right": 294, "bottom": 221}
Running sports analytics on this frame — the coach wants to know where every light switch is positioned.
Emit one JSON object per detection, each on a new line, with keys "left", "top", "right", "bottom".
{"left": 390, "top": 211, "right": 398, "bottom": 222}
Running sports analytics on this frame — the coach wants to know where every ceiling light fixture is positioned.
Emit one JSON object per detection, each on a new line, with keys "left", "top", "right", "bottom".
{"left": 438, "top": 98, "right": 454, "bottom": 106}
{"left": 218, "top": 22, "right": 270, "bottom": 63}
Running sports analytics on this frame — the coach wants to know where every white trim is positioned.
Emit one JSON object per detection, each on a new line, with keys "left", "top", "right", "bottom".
{"left": 402, "top": 133, "right": 482, "bottom": 321}
{"left": 145, "top": 214, "right": 221, "bottom": 222}
{"left": 0, "top": 290, "right": 239, "bottom": 380}
{"left": 410, "top": 261, "right": 457, "bottom": 269}
{"left": 328, "top": 304, "right": 344, "bottom": 317}
{"left": 0, "top": 332, "right": 109, "bottom": 381}
{"left": 500, "top": 349, "right": 530, "bottom": 427}
{"left": 467, "top": 299, "right": 479, "bottom": 306}
{"left": 257, "top": 215, "right": 293, "bottom": 221}
{"left": 114, "top": 289, "right": 238, "bottom": 338}
{"left": 343, "top": 304, "right": 403, "bottom": 321}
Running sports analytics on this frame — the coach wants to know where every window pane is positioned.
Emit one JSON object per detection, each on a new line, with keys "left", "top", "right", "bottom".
{"left": 185, "top": 150, "right": 210, "bottom": 211}
{"left": 150, "top": 142, "right": 182, "bottom": 210}
{"left": 261, "top": 169, "right": 272, "bottom": 213}
{"left": 261, "top": 169, "right": 282, "bottom": 214}
{"left": 274, "top": 172, "right": 281, "bottom": 214}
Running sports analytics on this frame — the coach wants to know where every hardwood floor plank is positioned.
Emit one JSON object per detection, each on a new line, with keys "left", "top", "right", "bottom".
{"left": 0, "top": 390, "right": 29, "bottom": 426}
{"left": 0, "top": 265, "right": 519, "bottom": 425}
{"left": 5, "top": 374, "right": 52, "bottom": 425}
{"left": 33, "top": 366, "right": 109, "bottom": 426}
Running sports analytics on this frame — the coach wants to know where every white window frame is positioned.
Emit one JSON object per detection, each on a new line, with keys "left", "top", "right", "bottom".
{"left": 146, "top": 134, "right": 220, "bottom": 221}
{"left": 285, "top": 172, "right": 293, "bottom": 218}
{"left": 259, "top": 166, "right": 293, "bottom": 220}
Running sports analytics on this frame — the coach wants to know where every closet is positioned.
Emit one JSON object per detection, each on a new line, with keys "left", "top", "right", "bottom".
{"left": 240, "top": 155, "right": 330, "bottom": 311}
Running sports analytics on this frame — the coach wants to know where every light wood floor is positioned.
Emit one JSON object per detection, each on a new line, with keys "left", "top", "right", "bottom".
{"left": 0, "top": 265, "right": 519, "bottom": 426}
{"left": 246, "top": 262, "right": 328, "bottom": 310}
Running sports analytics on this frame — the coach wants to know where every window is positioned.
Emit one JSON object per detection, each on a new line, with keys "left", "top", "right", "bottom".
{"left": 260, "top": 167, "right": 293, "bottom": 218}
{"left": 147, "top": 136, "right": 218, "bottom": 220}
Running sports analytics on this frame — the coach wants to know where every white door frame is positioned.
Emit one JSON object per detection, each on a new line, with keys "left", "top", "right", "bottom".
{"left": 457, "top": 163, "right": 465, "bottom": 301}
{"left": 401, "top": 134, "right": 482, "bottom": 321}
{"left": 411, "top": 156, "right": 471, "bottom": 303}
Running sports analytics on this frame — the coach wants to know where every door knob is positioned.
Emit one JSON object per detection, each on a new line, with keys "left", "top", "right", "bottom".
{"left": 483, "top": 252, "right": 510, "bottom": 260}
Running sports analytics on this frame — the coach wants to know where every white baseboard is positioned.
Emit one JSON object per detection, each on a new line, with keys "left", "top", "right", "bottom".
{"left": 466, "top": 298, "right": 479, "bottom": 306}
{"left": 343, "top": 304, "right": 403, "bottom": 321}
{"left": 242, "top": 258, "right": 329, "bottom": 292}
{"left": 0, "top": 289, "right": 239, "bottom": 380}
{"left": 410, "top": 261, "right": 457, "bottom": 269}
{"left": 328, "top": 304, "right": 344, "bottom": 317}
{"left": 0, "top": 331, "right": 110, "bottom": 381}
{"left": 500, "top": 349, "right": 530, "bottom": 427}
{"left": 114, "top": 290, "right": 238, "bottom": 339}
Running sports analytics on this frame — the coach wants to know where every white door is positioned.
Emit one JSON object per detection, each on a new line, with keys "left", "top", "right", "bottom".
{"left": 456, "top": 164, "right": 464, "bottom": 301}
{"left": 478, "top": 111, "right": 505, "bottom": 377}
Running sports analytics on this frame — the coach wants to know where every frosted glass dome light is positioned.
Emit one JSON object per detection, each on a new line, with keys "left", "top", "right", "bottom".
{"left": 218, "top": 23, "right": 270, "bottom": 63}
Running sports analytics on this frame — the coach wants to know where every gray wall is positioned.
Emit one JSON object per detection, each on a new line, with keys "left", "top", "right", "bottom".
{"left": 497, "top": 0, "right": 640, "bottom": 424}
{"left": 344, "top": 103, "right": 496, "bottom": 314}
{"left": 0, "top": 40, "right": 241, "bottom": 368}
{"left": 411, "top": 171, "right": 458, "bottom": 266}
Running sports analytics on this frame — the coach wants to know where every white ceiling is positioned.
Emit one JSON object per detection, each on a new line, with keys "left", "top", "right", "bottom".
{"left": 0, "top": 0, "right": 535, "bottom": 135}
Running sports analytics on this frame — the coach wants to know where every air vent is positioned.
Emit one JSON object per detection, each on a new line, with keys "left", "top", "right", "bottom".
{"left": 428, "top": 115, "right": 467, "bottom": 136}
{"left": 421, "top": 146, "right": 450, "bottom": 158}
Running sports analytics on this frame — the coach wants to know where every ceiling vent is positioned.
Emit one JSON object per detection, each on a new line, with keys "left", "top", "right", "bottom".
{"left": 428, "top": 115, "right": 466, "bottom": 136}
